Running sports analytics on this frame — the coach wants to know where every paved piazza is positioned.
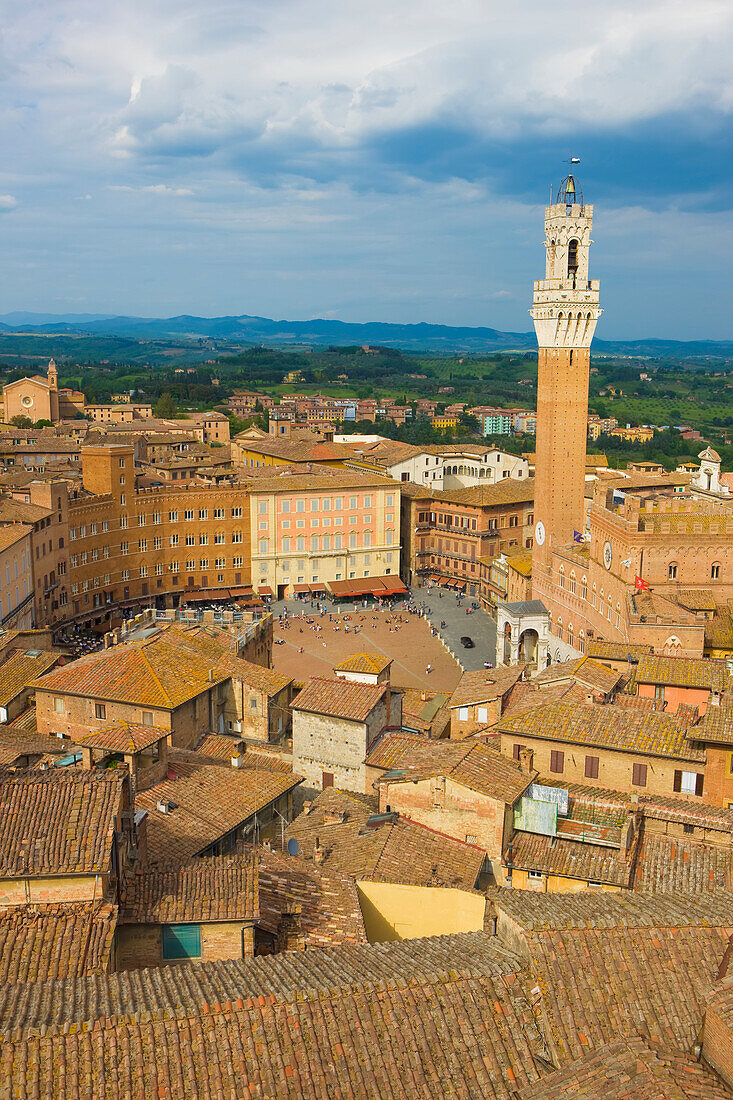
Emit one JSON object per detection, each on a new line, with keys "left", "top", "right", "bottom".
{"left": 270, "top": 600, "right": 462, "bottom": 691}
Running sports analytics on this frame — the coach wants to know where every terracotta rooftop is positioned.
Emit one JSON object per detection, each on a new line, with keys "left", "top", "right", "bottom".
{"left": 257, "top": 847, "right": 367, "bottom": 948}
{"left": 292, "top": 676, "right": 387, "bottom": 721}
{"left": 498, "top": 700, "right": 706, "bottom": 762}
{"left": 0, "top": 902, "right": 117, "bottom": 983}
{"left": 633, "top": 833, "right": 732, "bottom": 894}
{"left": 0, "top": 649, "right": 58, "bottom": 706}
{"left": 587, "top": 641, "right": 654, "bottom": 662}
{"left": 75, "top": 721, "right": 167, "bottom": 754}
{"left": 517, "top": 1035, "right": 732, "bottom": 1100}
{"left": 693, "top": 699, "right": 733, "bottom": 745}
{"left": 284, "top": 788, "right": 485, "bottom": 890}
{"left": 368, "top": 731, "right": 534, "bottom": 804}
{"left": 0, "top": 768, "right": 124, "bottom": 876}
{"left": 135, "top": 754, "right": 301, "bottom": 868}
{"left": 676, "top": 588, "right": 718, "bottom": 612}
{"left": 532, "top": 656, "right": 622, "bottom": 696}
{"left": 432, "top": 476, "right": 535, "bottom": 508}
{"left": 195, "top": 735, "right": 292, "bottom": 772}
{"left": 333, "top": 652, "right": 393, "bottom": 675}
{"left": 490, "top": 888, "right": 733, "bottom": 933}
{"left": 33, "top": 629, "right": 230, "bottom": 709}
{"left": 449, "top": 665, "right": 526, "bottom": 708}
{"left": 636, "top": 654, "right": 729, "bottom": 692}
{"left": 122, "top": 854, "right": 258, "bottom": 924}
{"left": 506, "top": 830, "right": 634, "bottom": 887}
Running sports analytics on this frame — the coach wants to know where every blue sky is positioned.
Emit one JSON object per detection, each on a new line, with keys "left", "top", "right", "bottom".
{"left": 1, "top": 0, "right": 732, "bottom": 339}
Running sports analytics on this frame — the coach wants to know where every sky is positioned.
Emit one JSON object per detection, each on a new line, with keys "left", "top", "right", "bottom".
{"left": 1, "top": 0, "right": 732, "bottom": 339}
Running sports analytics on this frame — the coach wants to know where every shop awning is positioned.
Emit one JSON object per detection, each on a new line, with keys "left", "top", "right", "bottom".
{"left": 309, "top": 582, "right": 327, "bottom": 593}
{"left": 454, "top": 579, "right": 467, "bottom": 590}
{"left": 257, "top": 586, "right": 273, "bottom": 597}
{"left": 327, "top": 576, "right": 407, "bottom": 599}
{"left": 379, "top": 577, "right": 408, "bottom": 595}
{"left": 292, "top": 584, "right": 310, "bottom": 594}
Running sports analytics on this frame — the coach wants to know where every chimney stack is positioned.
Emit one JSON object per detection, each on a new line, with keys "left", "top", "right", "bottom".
{"left": 518, "top": 747, "right": 535, "bottom": 774}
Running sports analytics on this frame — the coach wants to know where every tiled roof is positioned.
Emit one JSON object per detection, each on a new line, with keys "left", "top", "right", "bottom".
{"left": 195, "top": 735, "right": 292, "bottom": 772}
{"left": 0, "top": 649, "right": 58, "bottom": 705}
{"left": 257, "top": 847, "right": 367, "bottom": 947}
{"left": 292, "top": 676, "right": 387, "bottom": 721}
{"left": 517, "top": 1035, "right": 733, "bottom": 1099}
{"left": 693, "top": 699, "right": 733, "bottom": 745}
{"left": 505, "top": 830, "right": 634, "bottom": 887}
{"left": 0, "top": 902, "right": 117, "bottom": 983}
{"left": 490, "top": 888, "right": 733, "bottom": 932}
{"left": 533, "top": 656, "right": 622, "bottom": 695}
{"left": 368, "top": 732, "right": 534, "bottom": 804}
{"left": 284, "top": 788, "right": 484, "bottom": 890}
{"left": 75, "top": 722, "right": 167, "bottom": 754}
{"left": 432, "top": 477, "right": 535, "bottom": 507}
{"left": 676, "top": 588, "right": 718, "bottom": 612}
{"left": 122, "top": 855, "right": 258, "bottom": 924}
{"left": 587, "top": 641, "right": 654, "bottom": 661}
{"left": 135, "top": 754, "right": 301, "bottom": 867}
{"left": 0, "top": 723, "right": 73, "bottom": 765}
{"left": 400, "top": 689, "right": 450, "bottom": 734}
{"left": 528, "top": 923, "right": 733, "bottom": 1064}
{"left": 333, "top": 652, "right": 393, "bottom": 675}
{"left": 0, "top": 931, "right": 526, "bottom": 1043}
{"left": 498, "top": 701, "right": 706, "bottom": 762}
{"left": 33, "top": 631, "right": 230, "bottom": 709}
{"left": 0, "top": 769, "right": 124, "bottom": 876}
{"left": 705, "top": 605, "right": 733, "bottom": 650}
{"left": 0, "top": 522, "right": 33, "bottom": 552}
{"left": 633, "top": 833, "right": 731, "bottom": 894}
{"left": 0, "top": 970, "right": 547, "bottom": 1097}
{"left": 449, "top": 665, "right": 525, "bottom": 708}
{"left": 505, "top": 549, "right": 533, "bottom": 577}
{"left": 636, "top": 654, "right": 728, "bottom": 692}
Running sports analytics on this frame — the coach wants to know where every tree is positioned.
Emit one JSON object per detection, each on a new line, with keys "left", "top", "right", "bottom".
{"left": 10, "top": 415, "right": 33, "bottom": 428}
{"left": 154, "top": 392, "right": 178, "bottom": 419}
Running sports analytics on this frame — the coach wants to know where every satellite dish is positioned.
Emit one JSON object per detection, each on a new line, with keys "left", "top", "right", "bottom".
{"left": 286, "top": 837, "right": 299, "bottom": 857}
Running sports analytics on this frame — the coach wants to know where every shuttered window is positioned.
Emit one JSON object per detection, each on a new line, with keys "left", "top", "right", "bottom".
{"left": 585, "top": 755, "right": 599, "bottom": 779}
{"left": 162, "top": 924, "right": 201, "bottom": 960}
{"left": 632, "top": 763, "right": 647, "bottom": 787}
{"left": 550, "top": 750, "right": 564, "bottom": 774}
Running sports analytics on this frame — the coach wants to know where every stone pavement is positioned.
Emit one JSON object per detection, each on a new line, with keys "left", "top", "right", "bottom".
{"left": 411, "top": 585, "right": 498, "bottom": 672}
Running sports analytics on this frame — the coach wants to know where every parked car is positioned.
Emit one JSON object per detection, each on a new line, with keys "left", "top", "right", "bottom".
{"left": 460, "top": 636, "right": 474, "bottom": 648}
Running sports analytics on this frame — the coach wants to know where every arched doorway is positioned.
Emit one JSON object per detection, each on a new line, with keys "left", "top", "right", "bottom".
{"left": 519, "top": 628, "right": 539, "bottom": 664}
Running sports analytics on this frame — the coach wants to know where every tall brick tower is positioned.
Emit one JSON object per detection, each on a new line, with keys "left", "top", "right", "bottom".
{"left": 530, "top": 175, "right": 602, "bottom": 579}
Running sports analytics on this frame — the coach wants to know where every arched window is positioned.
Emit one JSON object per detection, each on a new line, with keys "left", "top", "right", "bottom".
{"left": 559, "top": 565, "right": 565, "bottom": 590}
{"left": 608, "top": 595, "right": 613, "bottom": 621}
{"left": 711, "top": 562, "right": 721, "bottom": 580}
{"left": 581, "top": 575, "right": 588, "bottom": 600}
{"left": 567, "top": 238, "right": 579, "bottom": 275}
{"left": 569, "top": 570, "right": 576, "bottom": 595}
{"left": 668, "top": 562, "right": 678, "bottom": 580}
{"left": 557, "top": 617, "right": 563, "bottom": 642}
{"left": 578, "top": 630, "right": 585, "bottom": 654}
{"left": 567, "top": 622, "right": 574, "bottom": 647}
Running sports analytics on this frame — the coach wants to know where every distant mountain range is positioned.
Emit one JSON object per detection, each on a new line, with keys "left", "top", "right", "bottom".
{"left": 0, "top": 312, "right": 731, "bottom": 358}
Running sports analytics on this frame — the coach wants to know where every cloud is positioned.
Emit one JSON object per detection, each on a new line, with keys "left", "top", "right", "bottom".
{"left": 0, "top": 195, "right": 17, "bottom": 210}
{"left": 0, "top": 1, "right": 731, "bottom": 335}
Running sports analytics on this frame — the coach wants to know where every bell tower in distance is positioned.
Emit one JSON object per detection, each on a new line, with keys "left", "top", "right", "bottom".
{"left": 530, "top": 175, "right": 602, "bottom": 582}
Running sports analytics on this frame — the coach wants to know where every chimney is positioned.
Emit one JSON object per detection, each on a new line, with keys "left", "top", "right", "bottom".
{"left": 518, "top": 747, "right": 534, "bottom": 774}
{"left": 313, "top": 837, "right": 324, "bottom": 865}
{"left": 277, "top": 903, "right": 304, "bottom": 952}
{"left": 622, "top": 808, "right": 638, "bottom": 857}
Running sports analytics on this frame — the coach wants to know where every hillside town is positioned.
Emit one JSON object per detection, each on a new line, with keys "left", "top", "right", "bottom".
{"left": 0, "top": 179, "right": 730, "bottom": 1097}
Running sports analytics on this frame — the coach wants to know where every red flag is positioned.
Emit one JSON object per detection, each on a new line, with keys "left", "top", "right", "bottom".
{"left": 635, "top": 576, "right": 650, "bottom": 592}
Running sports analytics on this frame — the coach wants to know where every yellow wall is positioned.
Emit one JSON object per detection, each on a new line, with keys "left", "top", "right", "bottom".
{"left": 356, "top": 881, "right": 485, "bottom": 942}
{"left": 510, "top": 868, "right": 621, "bottom": 894}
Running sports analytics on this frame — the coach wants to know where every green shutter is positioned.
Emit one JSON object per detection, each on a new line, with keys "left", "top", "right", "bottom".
{"left": 162, "top": 924, "right": 202, "bottom": 959}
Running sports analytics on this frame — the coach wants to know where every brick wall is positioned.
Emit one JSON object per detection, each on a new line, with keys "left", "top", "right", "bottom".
{"left": 116, "top": 920, "right": 255, "bottom": 969}
{"left": 703, "top": 1006, "right": 733, "bottom": 1090}
{"left": 0, "top": 872, "right": 111, "bottom": 907}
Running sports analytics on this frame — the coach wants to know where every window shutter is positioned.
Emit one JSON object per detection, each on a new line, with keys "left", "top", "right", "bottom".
{"left": 695, "top": 773, "right": 704, "bottom": 797}
{"left": 673, "top": 770, "right": 682, "bottom": 792}
{"left": 550, "top": 750, "right": 564, "bottom": 774}
{"left": 585, "top": 755, "right": 599, "bottom": 779}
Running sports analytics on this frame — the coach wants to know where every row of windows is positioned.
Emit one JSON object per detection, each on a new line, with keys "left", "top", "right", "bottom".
{"left": 513, "top": 743, "right": 704, "bottom": 794}
{"left": 259, "top": 494, "right": 389, "bottom": 514}
{"left": 70, "top": 507, "right": 245, "bottom": 539}
{"left": 258, "top": 533, "right": 394, "bottom": 554}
